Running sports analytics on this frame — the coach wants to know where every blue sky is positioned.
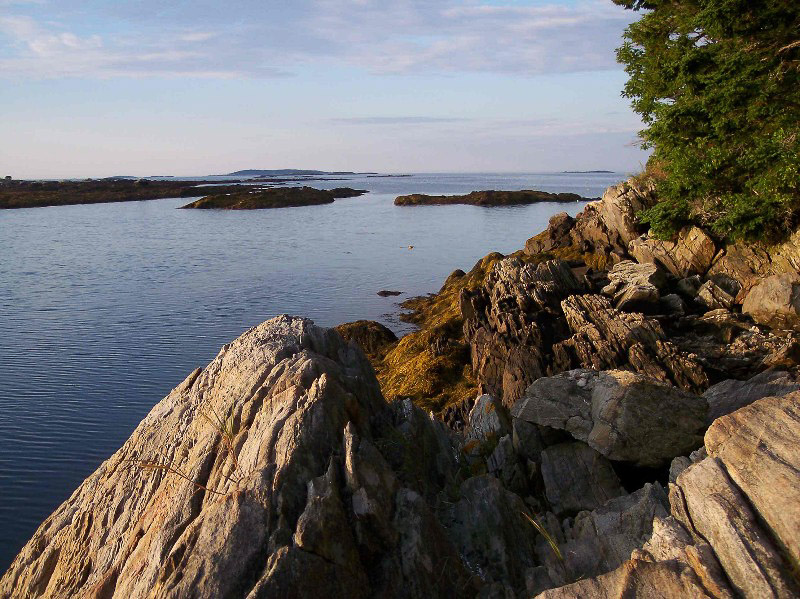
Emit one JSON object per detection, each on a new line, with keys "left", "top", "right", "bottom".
{"left": 0, "top": 0, "right": 649, "bottom": 178}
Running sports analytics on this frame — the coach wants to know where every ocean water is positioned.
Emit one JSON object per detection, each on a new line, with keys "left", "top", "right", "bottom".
{"left": 0, "top": 171, "right": 624, "bottom": 569}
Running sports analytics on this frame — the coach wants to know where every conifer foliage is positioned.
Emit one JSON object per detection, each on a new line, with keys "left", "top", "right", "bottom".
{"left": 614, "top": 0, "right": 800, "bottom": 241}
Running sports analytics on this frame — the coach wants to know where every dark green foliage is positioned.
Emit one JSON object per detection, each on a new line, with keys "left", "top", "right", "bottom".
{"left": 614, "top": 0, "right": 800, "bottom": 241}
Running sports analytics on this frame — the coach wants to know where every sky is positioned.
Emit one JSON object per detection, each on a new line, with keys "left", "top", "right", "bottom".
{"left": 0, "top": 0, "right": 650, "bottom": 178}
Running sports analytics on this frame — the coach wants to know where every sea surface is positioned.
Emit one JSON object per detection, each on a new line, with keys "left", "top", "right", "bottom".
{"left": 0, "top": 171, "right": 624, "bottom": 569}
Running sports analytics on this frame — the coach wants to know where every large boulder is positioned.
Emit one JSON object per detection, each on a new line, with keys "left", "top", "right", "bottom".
{"left": 512, "top": 369, "right": 708, "bottom": 467}
{"left": 600, "top": 260, "right": 667, "bottom": 312}
{"left": 742, "top": 273, "right": 800, "bottom": 331}
{"left": 553, "top": 294, "right": 709, "bottom": 392}
{"left": 629, "top": 226, "right": 716, "bottom": 278}
{"left": 0, "top": 316, "right": 481, "bottom": 599}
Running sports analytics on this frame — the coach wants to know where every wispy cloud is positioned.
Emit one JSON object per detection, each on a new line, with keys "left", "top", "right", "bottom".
{"left": 0, "top": 0, "right": 636, "bottom": 79}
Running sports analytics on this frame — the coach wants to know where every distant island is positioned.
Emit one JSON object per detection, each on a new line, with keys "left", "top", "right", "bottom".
{"left": 562, "top": 170, "right": 615, "bottom": 174}
{"left": 0, "top": 179, "right": 250, "bottom": 209}
{"left": 394, "top": 189, "right": 594, "bottom": 207}
{"left": 221, "top": 169, "right": 367, "bottom": 177}
{"left": 181, "top": 186, "right": 368, "bottom": 210}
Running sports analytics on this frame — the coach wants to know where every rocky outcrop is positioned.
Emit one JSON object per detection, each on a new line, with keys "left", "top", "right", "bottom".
{"left": 0, "top": 317, "right": 476, "bottom": 599}
{"left": 461, "top": 258, "right": 582, "bottom": 407}
{"left": 569, "top": 179, "right": 657, "bottom": 258}
{"left": 524, "top": 212, "right": 575, "bottom": 255}
{"left": 742, "top": 273, "right": 800, "bottom": 331}
{"left": 181, "top": 186, "right": 367, "bottom": 209}
{"left": 629, "top": 226, "right": 717, "bottom": 278}
{"left": 707, "top": 229, "right": 800, "bottom": 303}
{"left": 536, "top": 392, "right": 800, "bottom": 599}
{"left": 553, "top": 294, "right": 709, "bottom": 392}
{"left": 512, "top": 369, "right": 707, "bottom": 467}
{"left": 394, "top": 189, "right": 590, "bottom": 206}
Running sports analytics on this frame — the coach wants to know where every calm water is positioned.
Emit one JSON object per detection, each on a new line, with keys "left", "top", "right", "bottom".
{"left": 0, "top": 172, "right": 623, "bottom": 569}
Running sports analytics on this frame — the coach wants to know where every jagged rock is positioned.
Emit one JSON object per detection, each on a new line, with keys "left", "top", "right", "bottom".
{"left": 702, "top": 370, "right": 800, "bottom": 424}
{"left": 538, "top": 483, "right": 669, "bottom": 589}
{"left": 742, "top": 273, "right": 800, "bottom": 331}
{"left": 696, "top": 280, "right": 735, "bottom": 311}
{"left": 451, "top": 475, "right": 538, "bottom": 594}
{"left": 466, "top": 393, "right": 509, "bottom": 441}
{"left": 552, "top": 294, "right": 709, "bottom": 392}
{"left": 762, "top": 339, "right": 800, "bottom": 370}
{"left": 692, "top": 308, "right": 752, "bottom": 343}
{"left": 534, "top": 556, "right": 724, "bottom": 599}
{"left": 629, "top": 226, "right": 716, "bottom": 278}
{"left": 672, "top": 457, "right": 798, "bottom": 598}
{"left": 462, "top": 258, "right": 582, "bottom": 407}
{"left": 539, "top": 441, "right": 625, "bottom": 515}
{"left": 707, "top": 229, "right": 800, "bottom": 303}
{"left": 538, "top": 392, "right": 800, "bottom": 599}
{"left": 512, "top": 369, "right": 707, "bottom": 467}
{"left": 600, "top": 260, "right": 667, "bottom": 312}
{"left": 568, "top": 179, "right": 657, "bottom": 258}
{"left": 524, "top": 212, "right": 575, "bottom": 255}
{"left": 705, "top": 392, "right": 800, "bottom": 569}
{"left": 0, "top": 316, "right": 482, "bottom": 599}
{"left": 487, "top": 434, "right": 529, "bottom": 495}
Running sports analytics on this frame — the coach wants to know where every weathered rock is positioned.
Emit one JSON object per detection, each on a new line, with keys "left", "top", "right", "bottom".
{"left": 629, "top": 226, "right": 716, "bottom": 278}
{"left": 451, "top": 475, "right": 539, "bottom": 594}
{"left": 534, "top": 557, "right": 723, "bottom": 599}
{"left": 707, "top": 229, "right": 800, "bottom": 303}
{"left": 677, "top": 274, "right": 703, "bottom": 298}
{"left": 702, "top": 370, "right": 800, "bottom": 424}
{"left": 742, "top": 273, "right": 800, "bottom": 331}
{"left": 705, "top": 392, "right": 800, "bottom": 570}
{"left": 696, "top": 280, "right": 735, "bottom": 311}
{"left": 466, "top": 393, "right": 510, "bottom": 442}
{"left": 537, "top": 483, "right": 669, "bottom": 589}
{"left": 0, "top": 316, "right": 480, "bottom": 599}
{"left": 487, "top": 434, "right": 529, "bottom": 495}
{"left": 552, "top": 294, "right": 709, "bottom": 392}
{"left": 462, "top": 258, "right": 583, "bottom": 407}
{"left": 539, "top": 441, "right": 625, "bottom": 515}
{"left": 601, "top": 260, "right": 667, "bottom": 312}
{"left": 524, "top": 212, "right": 575, "bottom": 255}
{"left": 568, "top": 179, "right": 658, "bottom": 258}
{"left": 512, "top": 369, "right": 708, "bottom": 467}
{"left": 673, "top": 457, "right": 798, "bottom": 598}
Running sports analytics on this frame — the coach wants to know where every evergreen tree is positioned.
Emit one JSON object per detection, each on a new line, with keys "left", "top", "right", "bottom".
{"left": 614, "top": 0, "right": 800, "bottom": 241}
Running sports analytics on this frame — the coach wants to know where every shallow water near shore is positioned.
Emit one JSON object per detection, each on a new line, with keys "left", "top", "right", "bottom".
{"left": 0, "top": 171, "right": 623, "bottom": 569}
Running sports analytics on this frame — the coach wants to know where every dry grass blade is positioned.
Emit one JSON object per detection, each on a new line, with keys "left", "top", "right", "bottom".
{"left": 200, "top": 405, "right": 243, "bottom": 486}
{"left": 522, "top": 511, "right": 564, "bottom": 562}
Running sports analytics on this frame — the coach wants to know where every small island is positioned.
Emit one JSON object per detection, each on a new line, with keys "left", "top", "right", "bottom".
{"left": 180, "top": 186, "right": 368, "bottom": 210}
{"left": 394, "top": 189, "right": 594, "bottom": 206}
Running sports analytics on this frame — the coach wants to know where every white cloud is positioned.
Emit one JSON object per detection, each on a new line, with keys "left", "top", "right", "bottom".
{"left": 0, "top": 0, "right": 638, "bottom": 78}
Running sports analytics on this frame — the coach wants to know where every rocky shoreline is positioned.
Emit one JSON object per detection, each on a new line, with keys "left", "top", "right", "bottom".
{"left": 2, "top": 177, "right": 799, "bottom": 598}
{"left": 394, "top": 189, "right": 593, "bottom": 206}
